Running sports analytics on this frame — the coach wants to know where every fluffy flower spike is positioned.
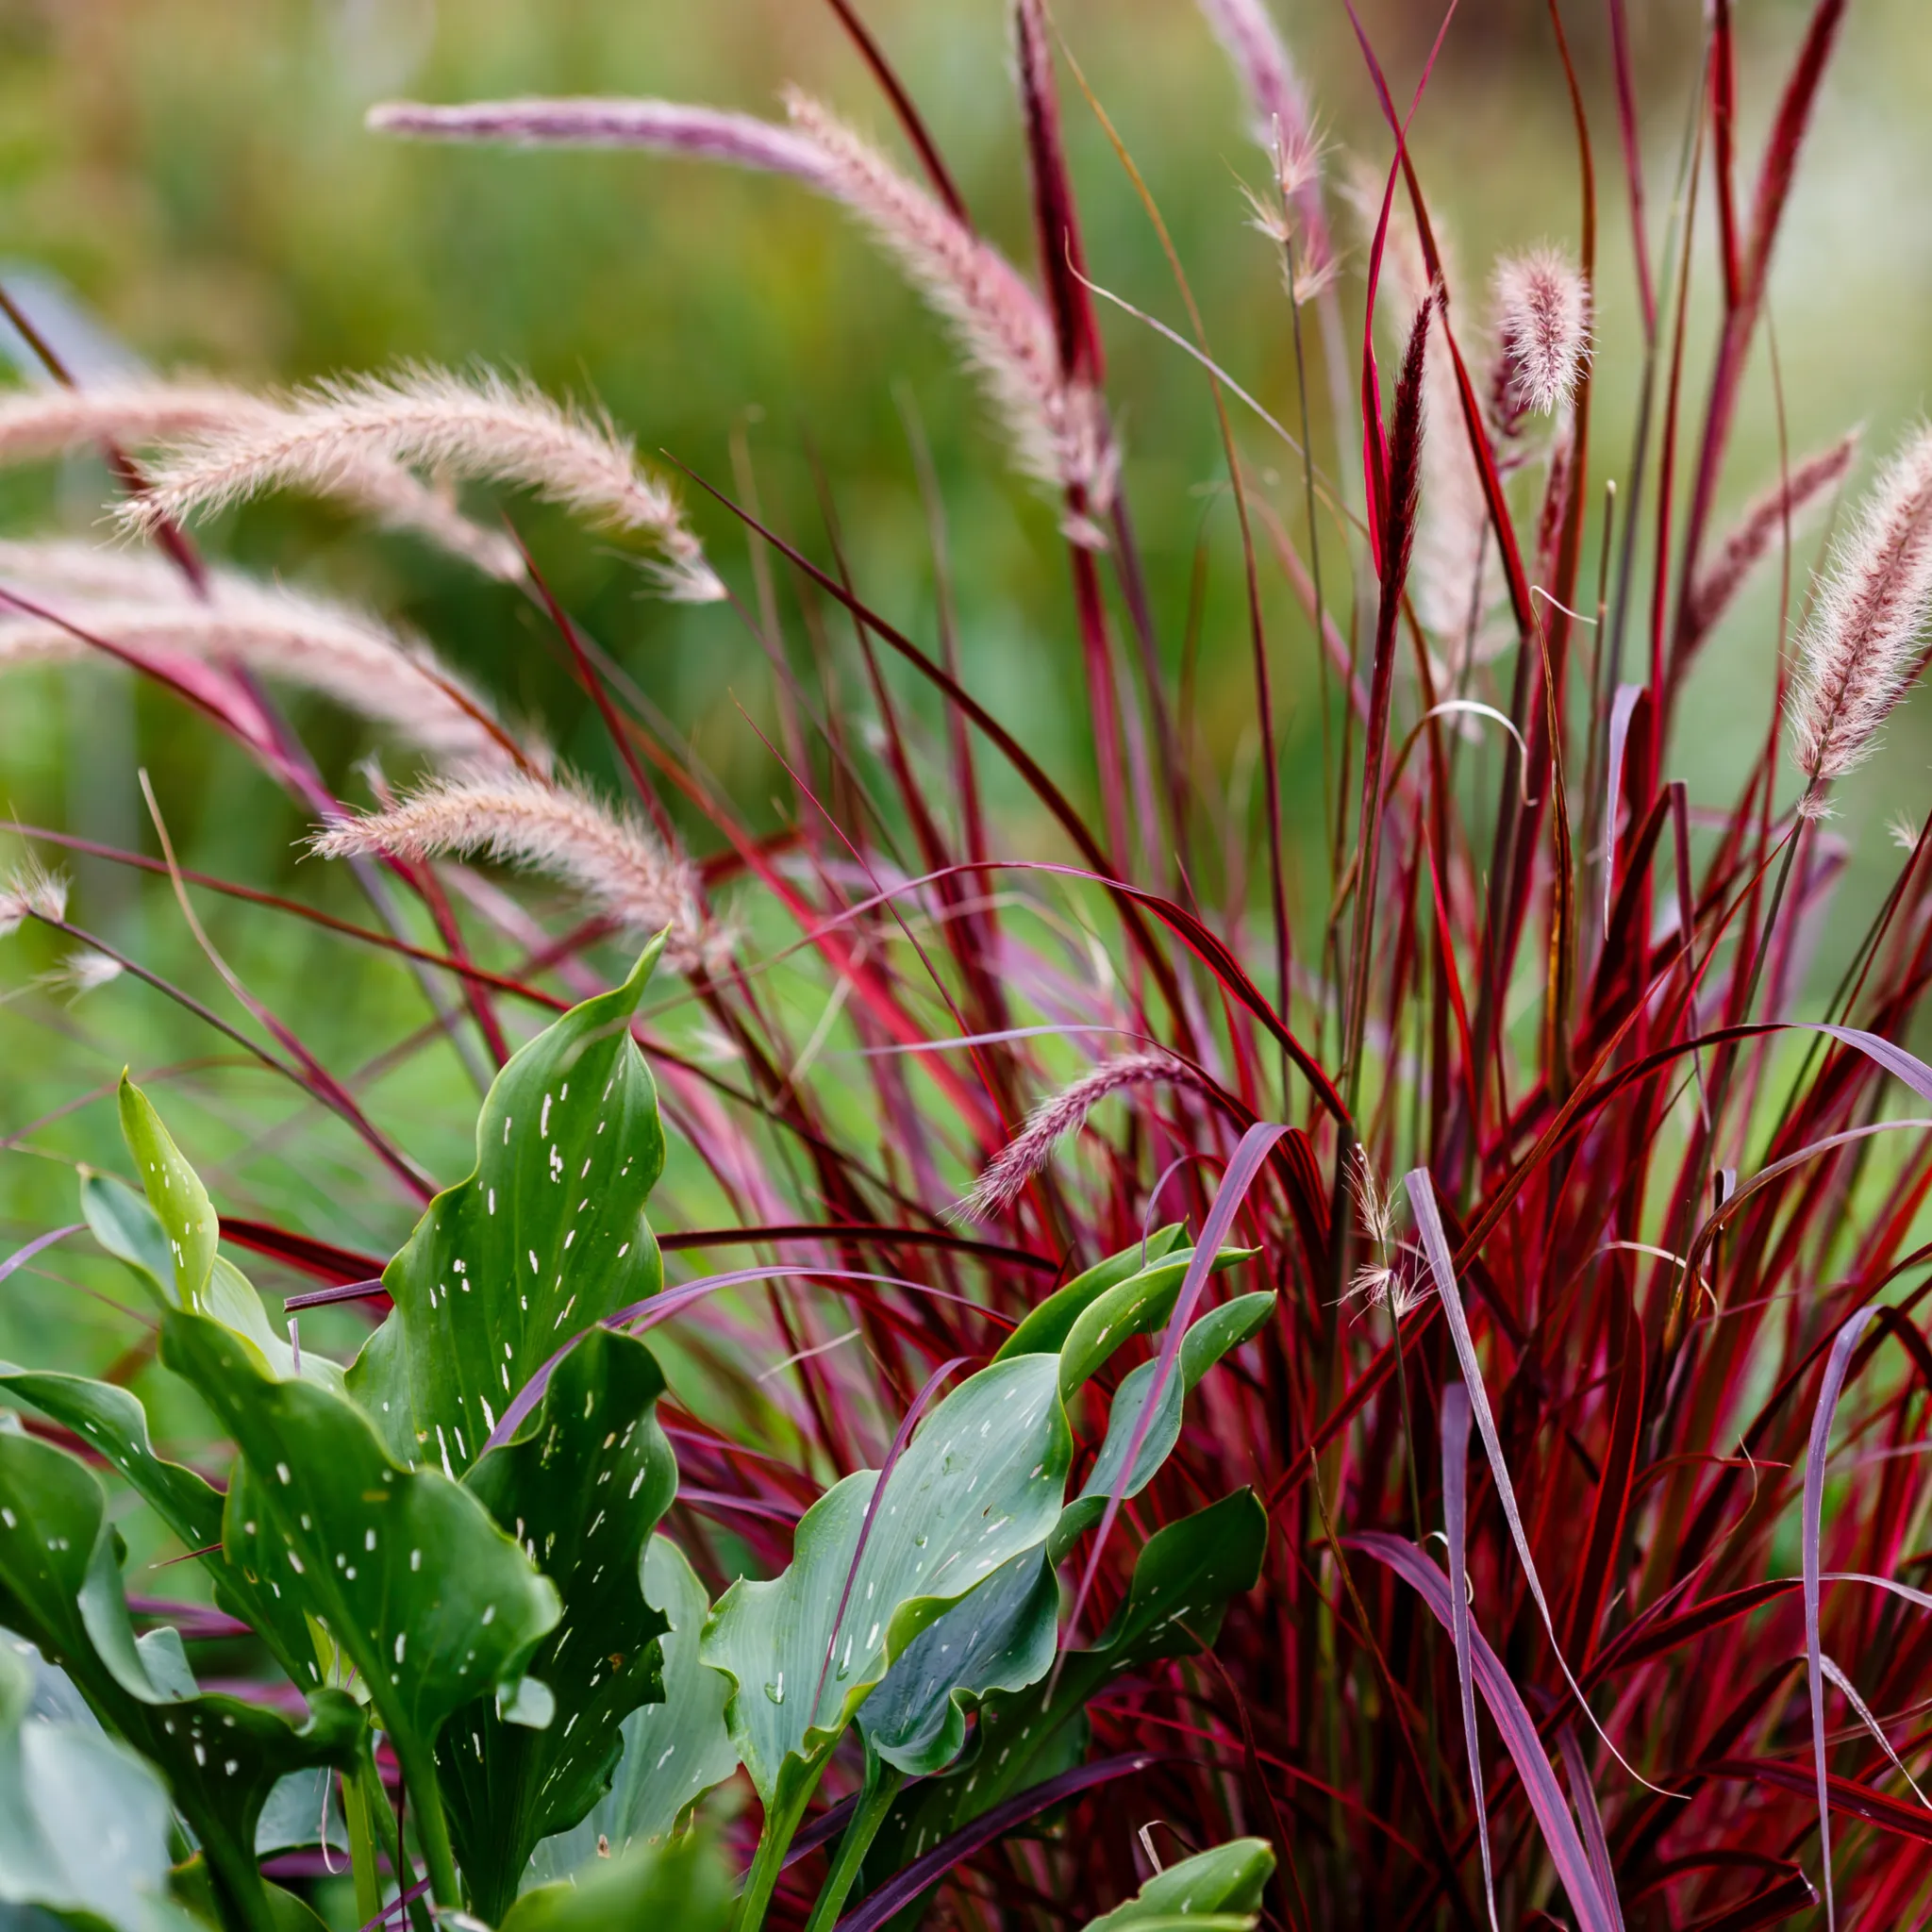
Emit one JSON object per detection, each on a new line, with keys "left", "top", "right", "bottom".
{"left": 1492, "top": 245, "right": 1591, "bottom": 421}
{"left": 1789, "top": 424, "right": 1932, "bottom": 801}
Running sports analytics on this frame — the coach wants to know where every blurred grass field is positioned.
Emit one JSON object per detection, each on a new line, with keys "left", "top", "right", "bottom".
{"left": 3, "top": 0, "right": 1932, "bottom": 1417}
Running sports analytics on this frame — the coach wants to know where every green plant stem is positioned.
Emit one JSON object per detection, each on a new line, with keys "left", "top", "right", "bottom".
{"left": 341, "top": 1766, "right": 382, "bottom": 1930}
{"left": 361, "top": 1757, "right": 437, "bottom": 1932}
{"left": 735, "top": 1761, "right": 826, "bottom": 1932}
{"left": 391, "top": 1734, "right": 463, "bottom": 1910}
{"left": 804, "top": 1757, "right": 905, "bottom": 1932}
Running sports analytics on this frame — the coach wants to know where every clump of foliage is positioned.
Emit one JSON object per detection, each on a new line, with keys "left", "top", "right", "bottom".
{"left": 3, "top": 2, "right": 1932, "bottom": 1930}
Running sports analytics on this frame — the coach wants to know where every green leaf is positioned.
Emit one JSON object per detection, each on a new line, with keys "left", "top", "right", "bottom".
{"left": 856, "top": 1544, "right": 1059, "bottom": 1777}
{"left": 78, "top": 1171, "right": 178, "bottom": 1310}
{"left": 701, "top": 1352, "right": 1074, "bottom": 1808}
{"left": 0, "top": 1368, "right": 320, "bottom": 1690}
{"left": 702, "top": 1244, "right": 1262, "bottom": 1824}
{"left": 526, "top": 1537, "right": 740, "bottom": 1886}
{"left": 0, "top": 1640, "right": 194, "bottom": 1932}
{"left": 349, "top": 945, "right": 667, "bottom": 1474}
{"left": 1053, "top": 1293, "right": 1275, "bottom": 1553}
{"left": 0, "top": 1427, "right": 362, "bottom": 1932}
{"left": 440, "top": 1326, "right": 677, "bottom": 1922}
{"left": 874, "top": 1491, "right": 1267, "bottom": 1899}
{"left": 993, "top": 1225, "right": 1188, "bottom": 1362}
{"left": 116, "top": 1076, "right": 218, "bottom": 1306}
{"left": 0, "top": 1368, "right": 221, "bottom": 1553}
{"left": 159, "top": 1307, "right": 561, "bottom": 1899}
{"left": 499, "top": 1832, "right": 732, "bottom": 1932}
{"left": 255, "top": 1769, "right": 348, "bottom": 1856}
{"left": 1054, "top": 1249, "right": 1253, "bottom": 1403}
{"left": 108, "top": 1083, "right": 341, "bottom": 1393}
{"left": 1082, "top": 1840, "right": 1274, "bottom": 1932}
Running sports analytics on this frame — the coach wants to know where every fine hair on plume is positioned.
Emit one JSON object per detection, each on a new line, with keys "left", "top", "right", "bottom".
{"left": 960, "top": 1049, "right": 1209, "bottom": 1222}
{"left": 0, "top": 542, "right": 533, "bottom": 771}
{"left": 0, "top": 378, "right": 522, "bottom": 578}
{"left": 309, "top": 768, "right": 721, "bottom": 973}
{"left": 1491, "top": 244, "right": 1591, "bottom": 425}
{"left": 369, "top": 91, "right": 1116, "bottom": 537}
{"left": 113, "top": 365, "right": 722, "bottom": 601}
{"left": 1788, "top": 423, "right": 1932, "bottom": 808}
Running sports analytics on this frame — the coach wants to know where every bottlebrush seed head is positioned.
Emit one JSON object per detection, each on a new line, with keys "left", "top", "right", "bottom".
{"left": 1492, "top": 245, "right": 1591, "bottom": 419}
{"left": 1789, "top": 424, "right": 1932, "bottom": 800}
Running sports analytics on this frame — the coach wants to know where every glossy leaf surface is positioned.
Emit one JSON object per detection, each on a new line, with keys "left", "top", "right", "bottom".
{"left": 349, "top": 944, "right": 667, "bottom": 1474}
{"left": 441, "top": 1325, "right": 677, "bottom": 1921}
{"left": 0, "top": 1428, "right": 360, "bottom": 1928}
{"left": 160, "top": 1309, "right": 558, "bottom": 1799}
{"left": 525, "top": 1536, "right": 739, "bottom": 1883}
{"left": 1083, "top": 1839, "right": 1274, "bottom": 1930}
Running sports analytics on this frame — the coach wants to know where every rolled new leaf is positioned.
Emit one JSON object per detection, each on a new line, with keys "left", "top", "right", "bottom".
{"left": 110, "top": 1080, "right": 342, "bottom": 1392}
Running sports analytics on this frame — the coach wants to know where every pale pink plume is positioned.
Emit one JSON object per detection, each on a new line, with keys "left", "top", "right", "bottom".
{"left": 370, "top": 92, "right": 1114, "bottom": 522}
{"left": 369, "top": 97, "right": 835, "bottom": 184}
{"left": 961, "top": 1050, "right": 1205, "bottom": 1222}
{"left": 310, "top": 769, "right": 719, "bottom": 971}
{"left": 0, "top": 858, "right": 68, "bottom": 939}
{"left": 116, "top": 367, "right": 721, "bottom": 601}
{"left": 1684, "top": 431, "right": 1859, "bottom": 645}
{"left": 1789, "top": 425, "right": 1932, "bottom": 798}
{"left": 1492, "top": 245, "right": 1591, "bottom": 420}
{"left": 783, "top": 91, "right": 1113, "bottom": 519}
{"left": 1194, "top": 0, "right": 1333, "bottom": 295}
{"left": 0, "top": 546, "right": 529, "bottom": 770}
{"left": 0, "top": 380, "right": 521, "bottom": 579}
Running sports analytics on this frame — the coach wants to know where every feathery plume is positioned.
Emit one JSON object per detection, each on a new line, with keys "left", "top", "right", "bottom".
{"left": 1789, "top": 425, "right": 1932, "bottom": 800}
{"left": 371, "top": 92, "right": 1113, "bottom": 522}
{"left": 1194, "top": 0, "right": 1333, "bottom": 297}
{"left": 1889, "top": 813, "right": 1920, "bottom": 852}
{"left": 0, "top": 381, "right": 261, "bottom": 462}
{"left": 782, "top": 91, "right": 1114, "bottom": 520}
{"left": 38, "top": 948, "right": 123, "bottom": 1001}
{"left": 960, "top": 1050, "right": 1204, "bottom": 1221}
{"left": 309, "top": 770, "right": 716, "bottom": 970}
{"left": 0, "top": 547, "right": 528, "bottom": 769}
{"left": 369, "top": 97, "right": 835, "bottom": 182}
{"left": 1341, "top": 1146, "right": 1429, "bottom": 1319}
{"left": 0, "top": 381, "right": 523, "bottom": 579}
{"left": 1492, "top": 246, "right": 1591, "bottom": 421}
{"left": 1366, "top": 187, "right": 1505, "bottom": 661}
{"left": 0, "top": 859, "right": 69, "bottom": 938}
{"left": 117, "top": 367, "right": 720, "bottom": 600}
{"left": 1684, "top": 431, "right": 1859, "bottom": 646}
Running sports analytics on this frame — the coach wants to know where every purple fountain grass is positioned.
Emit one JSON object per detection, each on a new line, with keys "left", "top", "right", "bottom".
{"left": 1491, "top": 243, "right": 1591, "bottom": 422}
{"left": 15, "top": 5, "right": 1932, "bottom": 1929}
{"left": 1789, "top": 423, "right": 1932, "bottom": 801}
{"left": 309, "top": 768, "right": 717, "bottom": 971}
{"left": 369, "top": 85, "right": 1116, "bottom": 529}
{"left": 0, "top": 558, "right": 530, "bottom": 770}
{"left": 118, "top": 366, "right": 720, "bottom": 598}
{"left": 959, "top": 1048, "right": 1209, "bottom": 1222}
{"left": 1684, "top": 428, "right": 1860, "bottom": 648}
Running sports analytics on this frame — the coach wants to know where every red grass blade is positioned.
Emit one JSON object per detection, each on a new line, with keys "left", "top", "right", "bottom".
{"left": 1349, "top": 1533, "right": 1620, "bottom": 1932}
{"left": 1803, "top": 1304, "right": 1877, "bottom": 1932}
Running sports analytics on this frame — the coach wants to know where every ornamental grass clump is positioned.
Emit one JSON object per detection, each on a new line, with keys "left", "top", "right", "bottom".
{"left": 4, "top": 4, "right": 1932, "bottom": 1931}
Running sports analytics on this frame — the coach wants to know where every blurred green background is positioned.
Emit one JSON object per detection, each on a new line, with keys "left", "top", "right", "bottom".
{"left": 2, "top": 0, "right": 1930, "bottom": 1391}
